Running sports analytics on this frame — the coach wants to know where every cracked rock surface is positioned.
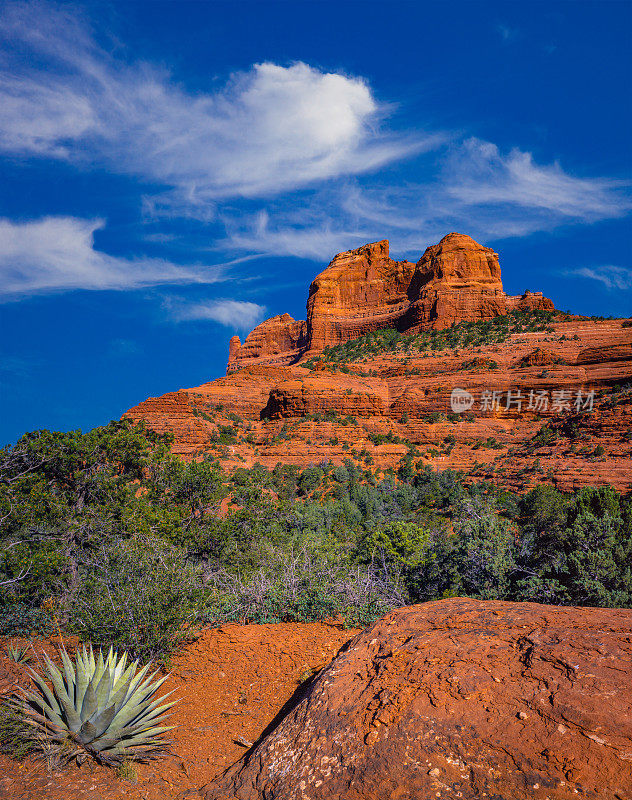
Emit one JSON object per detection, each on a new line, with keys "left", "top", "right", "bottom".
{"left": 202, "top": 597, "right": 632, "bottom": 800}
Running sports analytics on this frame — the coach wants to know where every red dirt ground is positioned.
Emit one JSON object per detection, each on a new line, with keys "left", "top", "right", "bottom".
{"left": 0, "top": 623, "right": 358, "bottom": 800}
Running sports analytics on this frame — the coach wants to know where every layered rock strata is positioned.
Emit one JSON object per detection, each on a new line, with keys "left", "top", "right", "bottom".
{"left": 262, "top": 374, "right": 388, "bottom": 419}
{"left": 227, "top": 233, "right": 554, "bottom": 371}
{"left": 123, "top": 232, "right": 632, "bottom": 492}
{"left": 228, "top": 314, "right": 307, "bottom": 371}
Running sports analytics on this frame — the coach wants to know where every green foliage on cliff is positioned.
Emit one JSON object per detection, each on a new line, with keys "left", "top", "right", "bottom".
{"left": 304, "top": 309, "right": 556, "bottom": 367}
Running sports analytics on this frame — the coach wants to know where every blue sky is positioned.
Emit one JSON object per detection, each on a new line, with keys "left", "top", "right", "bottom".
{"left": 0, "top": 0, "right": 631, "bottom": 444}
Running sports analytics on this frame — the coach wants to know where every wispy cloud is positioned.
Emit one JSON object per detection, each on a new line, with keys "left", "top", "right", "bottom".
{"left": 220, "top": 138, "right": 631, "bottom": 262}
{"left": 444, "top": 138, "right": 629, "bottom": 221}
{"left": 569, "top": 265, "right": 632, "bottom": 291}
{"left": 0, "top": 217, "right": 225, "bottom": 298}
{"left": 0, "top": 2, "right": 432, "bottom": 214}
{"left": 0, "top": 1, "right": 629, "bottom": 286}
{"left": 496, "top": 23, "right": 520, "bottom": 44}
{"left": 222, "top": 208, "right": 368, "bottom": 260}
{"left": 170, "top": 299, "right": 266, "bottom": 331}
{"left": 168, "top": 298, "right": 267, "bottom": 331}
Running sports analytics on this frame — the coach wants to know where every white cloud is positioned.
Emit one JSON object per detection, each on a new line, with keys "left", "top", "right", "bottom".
{"left": 0, "top": 2, "right": 629, "bottom": 279}
{"left": 220, "top": 137, "right": 632, "bottom": 263}
{"left": 0, "top": 81, "right": 97, "bottom": 158}
{"left": 570, "top": 265, "right": 632, "bottom": 291}
{"left": 444, "top": 138, "right": 630, "bottom": 221}
{"left": 0, "top": 217, "right": 225, "bottom": 297}
{"left": 0, "top": 3, "right": 431, "bottom": 211}
{"left": 170, "top": 299, "right": 267, "bottom": 331}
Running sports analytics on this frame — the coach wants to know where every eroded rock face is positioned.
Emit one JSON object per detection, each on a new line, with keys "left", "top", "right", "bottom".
{"left": 123, "top": 317, "right": 632, "bottom": 491}
{"left": 121, "top": 391, "right": 213, "bottom": 456}
{"left": 122, "top": 232, "right": 630, "bottom": 491}
{"left": 398, "top": 231, "right": 507, "bottom": 331}
{"left": 227, "top": 233, "right": 554, "bottom": 371}
{"left": 227, "top": 314, "right": 307, "bottom": 372}
{"left": 303, "top": 239, "right": 417, "bottom": 355}
{"left": 576, "top": 343, "right": 632, "bottom": 365}
{"left": 202, "top": 598, "right": 632, "bottom": 800}
{"left": 506, "top": 289, "right": 556, "bottom": 313}
{"left": 262, "top": 373, "right": 388, "bottom": 419}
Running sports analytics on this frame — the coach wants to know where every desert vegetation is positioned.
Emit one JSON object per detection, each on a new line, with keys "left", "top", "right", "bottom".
{"left": 1, "top": 420, "right": 630, "bottom": 670}
{"left": 302, "top": 309, "right": 557, "bottom": 368}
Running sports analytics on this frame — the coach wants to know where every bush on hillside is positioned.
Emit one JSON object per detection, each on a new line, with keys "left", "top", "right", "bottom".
{"left": 1, "top": 420, "right": 632, "bottom": 660}
{"left": 69, "top": 535, "right": 206, "bottom": 662}
{"left": 203, "top": 547, "right": 407, "bottom": 628}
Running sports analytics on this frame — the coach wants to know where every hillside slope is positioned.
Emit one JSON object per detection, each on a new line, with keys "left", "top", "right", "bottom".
{"left": 124, "top": 234, "right": 632, "bottom": 492}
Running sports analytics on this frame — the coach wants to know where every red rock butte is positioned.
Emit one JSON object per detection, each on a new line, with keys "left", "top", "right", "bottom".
{"left": 227, "top": 233, "right": 554, "bottom": 372}
{"left": 123, "top": 231, "right": 632, "bottom": 493}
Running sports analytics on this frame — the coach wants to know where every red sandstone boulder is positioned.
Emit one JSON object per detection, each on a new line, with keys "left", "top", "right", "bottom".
{"left": 201, "top": 598, "right": 632, "bottom": 800}
{"left": 517, "top": 347, "right": 565, "bottom": 367}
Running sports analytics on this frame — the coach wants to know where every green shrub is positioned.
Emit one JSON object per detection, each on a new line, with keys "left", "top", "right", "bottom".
{"left": 203, "top": 548, "right": 405, "bottom": 627}
{"left": 2, "top": 418, "right": 632, "bottom": 643}
{"left": 0, "top": 703, "right": 40, "bottom": 760}
{"left": 315, "top": 310, "right": 556, "bottom": 364}
{"left": 0, "top": 604, "right": 54, "bottom": 638}
{"left": 532, "top": 424, "right": 557, "bottom": 446}
{"left": 356, "top": 521, "right": 430, "bottom": 569}
{"left": 368, "top": 431, "right": 403, "bottom": 446}
{"left": 70, "top": 536, "right": 206, "bottom": 662}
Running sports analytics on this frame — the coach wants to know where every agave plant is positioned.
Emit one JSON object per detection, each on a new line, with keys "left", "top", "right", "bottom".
{"left": 14, "top": 645, "right": 177, "bottom": 764}
{"left": 5, "top": 645, "right": 32, "bottom": 664}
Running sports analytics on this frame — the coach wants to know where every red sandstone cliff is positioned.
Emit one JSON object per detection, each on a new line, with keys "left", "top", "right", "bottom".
{"left": 302, "top": 239, "right": 417, "bottom": 356}
{"left": 227, "top": 233, "right": 554, "bottom": 371}
{"left": 228, "top": 314, "right": 307, "bottom": 371}
{"left": 123, "top": 234, "right": 631, "bottom": 492}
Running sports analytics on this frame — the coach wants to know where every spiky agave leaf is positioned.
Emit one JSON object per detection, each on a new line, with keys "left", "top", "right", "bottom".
{"left": 16, "top": 645, "right": 177, "bottom": 765}
{"left": 6, "top": 645, "right": 32, "bottom": 664}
